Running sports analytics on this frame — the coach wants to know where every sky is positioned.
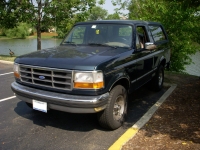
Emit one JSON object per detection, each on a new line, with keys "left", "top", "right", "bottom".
{"left": 101, "top": 0, "right": 129, "bottom": 15}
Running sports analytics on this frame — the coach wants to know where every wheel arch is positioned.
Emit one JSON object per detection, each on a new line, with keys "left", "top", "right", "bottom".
{"left": 108, "top": 77, "right": 130, "bottom": 92}
{"left": 159, "top": 56, "right": 166, "bottom": 67}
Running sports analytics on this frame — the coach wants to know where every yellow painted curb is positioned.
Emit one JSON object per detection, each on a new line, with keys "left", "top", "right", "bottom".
{"left": 109, "top": 127, "right": 139, "bottom": 150}
{"left": 108, "top": 84, "right": 177, "bottom": 150}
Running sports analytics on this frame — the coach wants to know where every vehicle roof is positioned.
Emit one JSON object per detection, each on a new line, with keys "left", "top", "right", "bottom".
{"left": 75, "top": 20, "right": 162, "bottom": 26}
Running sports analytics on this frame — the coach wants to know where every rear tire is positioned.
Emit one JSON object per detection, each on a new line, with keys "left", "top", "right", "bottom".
{"left": 151, "top": 65, "right": 164, "bottom": 91}
{"left": 97, "top": 85, "right": 127, "bottom": 130}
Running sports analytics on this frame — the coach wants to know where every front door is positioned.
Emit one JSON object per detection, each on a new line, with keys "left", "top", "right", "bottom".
{"left": 134, "top": 25, "right": 155, "bottom": 88}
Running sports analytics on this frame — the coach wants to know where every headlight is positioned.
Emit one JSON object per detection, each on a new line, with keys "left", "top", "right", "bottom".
{"left": 74, "top": 71, "right": 104, "bottom": 89}
{"left": 13, "top": 63, "right": 20, "bottom": 78}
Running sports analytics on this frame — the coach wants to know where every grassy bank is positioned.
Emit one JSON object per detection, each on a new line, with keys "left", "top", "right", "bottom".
{"left": 0, "top": 35, "right": 10, "bottom": 40}
{"left": 0, "top": 32, "right": 59, "bottom": 40}
{"left": 32, "top": 32, "right": 58, "bottom": 39}
{"left": 0, "top": 55, "right": 16, "bottom": 62}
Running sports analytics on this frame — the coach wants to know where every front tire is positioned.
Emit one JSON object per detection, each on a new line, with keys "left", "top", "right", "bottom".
{"left": 97, "top": 85, "right": 127, "bottom": 130}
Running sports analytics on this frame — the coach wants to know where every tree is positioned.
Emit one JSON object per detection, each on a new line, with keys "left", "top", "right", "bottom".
{"left": 0, "top": 0, "right": 97, "bottom": 50}
{"left": 87, "top": 6, "right": 108, "bottom": 20}
{"left": 113, "top": 0, "right": 200, "bottom": 72}
{"left": 106, "top": 12, "right": 120, "bottom": 19}
{"left": 111, "top": 0, "right": 129, "bottom": 18}
{"left": 35, "top": 0, "right": 98, "bottom": 49}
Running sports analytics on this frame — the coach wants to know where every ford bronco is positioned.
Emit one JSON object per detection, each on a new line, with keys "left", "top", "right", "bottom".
{"left": 11, "top": 20, "right": 170, "bottom": 130}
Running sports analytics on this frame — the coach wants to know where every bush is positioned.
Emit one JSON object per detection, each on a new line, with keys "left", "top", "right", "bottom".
{"left": 5, "top": 23, "right": 33, "bottom": 39}
{"left": 0, "top": 28, "right": 7, "bottom": 36}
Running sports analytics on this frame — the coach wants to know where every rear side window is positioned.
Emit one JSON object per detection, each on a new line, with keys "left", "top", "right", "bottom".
{"left": 149, "top": 25, "right": 166, "bottom": 42}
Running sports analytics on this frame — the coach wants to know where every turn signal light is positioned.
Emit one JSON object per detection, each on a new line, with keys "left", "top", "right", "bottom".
{"left": 74, "top": 82, "right": 104, "bottom": 89}
{"left": 14, "top": 72, "right": 20, "bottom": 78}
{"left": 13, "top": 63, "right": 20, "bottom": 78}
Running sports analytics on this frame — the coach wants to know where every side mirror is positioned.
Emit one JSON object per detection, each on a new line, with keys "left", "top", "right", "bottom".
{"left": 145, "top": 42, "right": 156, "bottom": 50}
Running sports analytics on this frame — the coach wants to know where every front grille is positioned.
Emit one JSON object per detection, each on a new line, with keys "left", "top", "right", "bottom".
{"left": 19, "top": 65, "right": 73, "bottom": 91}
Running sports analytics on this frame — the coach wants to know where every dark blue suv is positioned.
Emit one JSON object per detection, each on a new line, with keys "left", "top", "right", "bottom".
{"left": 11, "top": 20, "right": 170, "bottom": 130}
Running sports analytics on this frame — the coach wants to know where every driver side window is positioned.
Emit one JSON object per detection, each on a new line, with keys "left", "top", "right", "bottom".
{"left": 136, "top": 26, "right": 149, "bottom": 50}
{"left": 136, "top": 34, "right": 141, "bottom": 49}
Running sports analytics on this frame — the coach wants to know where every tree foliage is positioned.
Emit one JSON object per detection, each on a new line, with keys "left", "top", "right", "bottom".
{"left": 114, "top": 0, "right": 200, "bottom": 72}
{"left": 88, "top": 6, "right": 108, "bottom": 20}
{"left": 0, "top": 0, "right": 34, "bottom": 29}
{"left": 106, "top": 12, "right": 120, "bottom": 19}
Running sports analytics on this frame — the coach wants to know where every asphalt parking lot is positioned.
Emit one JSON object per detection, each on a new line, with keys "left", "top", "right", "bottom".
{"left": 0, "top": 62, "right": 168, "bottom": 150}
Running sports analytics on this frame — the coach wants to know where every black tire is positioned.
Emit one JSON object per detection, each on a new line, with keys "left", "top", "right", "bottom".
{"left": 151, "top": 65, "right": 164, "bottom": 91}
{"left": 97, "top": 85, "right": 127, "bottom": 130}
{"left": 26, "top": 102, "right": 33, "bottom": 109}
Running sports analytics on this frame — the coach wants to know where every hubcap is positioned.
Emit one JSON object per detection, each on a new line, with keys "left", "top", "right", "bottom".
{"left": 113, "top": 95, "right": 125, "bottom": 121}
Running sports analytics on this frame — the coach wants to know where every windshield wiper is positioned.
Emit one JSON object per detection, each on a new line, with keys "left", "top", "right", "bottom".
{"left": 88, "top": 43, "right": 104, "bottom": 46}
{"left": 88, "top": 43, "right": 117, "bottom": 49}
{"left": 63, "top": 41, "right": 77, "bottom": 46}
{"left": 88, "top": 43, "right": 131, "bottom": 49}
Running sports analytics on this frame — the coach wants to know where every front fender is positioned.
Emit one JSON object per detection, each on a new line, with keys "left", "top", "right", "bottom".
{"left": 104, "top": 69, "right": 130, "bottom": 92}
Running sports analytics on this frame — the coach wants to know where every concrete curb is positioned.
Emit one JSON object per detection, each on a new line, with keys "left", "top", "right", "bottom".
{"left": 109, "top": 84, "right": 177, "bottom": 150}
{"left": 0, "top": 60, "right": 14, "bottom": 65}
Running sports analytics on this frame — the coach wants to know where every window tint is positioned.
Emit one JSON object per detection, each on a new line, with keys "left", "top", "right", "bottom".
{"left": 149, "top": 25, "right": 166, "bottom": 42}
{"left": 119, "top": 26, "right": 132, "bottom": 36}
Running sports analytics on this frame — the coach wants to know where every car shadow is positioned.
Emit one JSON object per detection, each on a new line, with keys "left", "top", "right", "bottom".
{"left": 14, "top": 101, "right": 105, "bottom": 132}
{"left": 14, "top": 85, "right": 169, "bottom": 131}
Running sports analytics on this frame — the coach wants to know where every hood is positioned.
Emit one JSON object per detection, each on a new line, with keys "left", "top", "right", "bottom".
{"left": 15, "top": 45, "right": 129, "bottom": 70}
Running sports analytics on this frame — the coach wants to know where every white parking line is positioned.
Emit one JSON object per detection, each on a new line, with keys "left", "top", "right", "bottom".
{"left": 0, "top": 72, "right": 13, "bottom": 76}
{"left": 0, "top": 96, "right": 16, "bottom": 102}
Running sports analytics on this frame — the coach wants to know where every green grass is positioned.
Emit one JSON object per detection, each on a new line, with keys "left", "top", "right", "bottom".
{"left": 0, "top": 55, "right": 16, "bottom": 62}
{"left": 0, "top": 34, "right": 59, "bottom": 40}
{"left": 30, "top": 35, "right": 58, "bottom": 39}
{"left": 0, "top": 35, "right": 57, "bottom": 39}
{"left": 165, "top": 70, "right": 190, "bottom": 76}
{"left": 0, "top": 35, "right": 10, "bottom": 39}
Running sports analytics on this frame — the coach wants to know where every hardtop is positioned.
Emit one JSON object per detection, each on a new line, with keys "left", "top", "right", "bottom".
{"left": 75, "top": 20, "right": 162, "bottom": 26}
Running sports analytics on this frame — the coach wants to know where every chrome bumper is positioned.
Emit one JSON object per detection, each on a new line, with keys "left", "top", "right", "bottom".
{"left": 11, "top": 82, "right": 109, "bottom": 113}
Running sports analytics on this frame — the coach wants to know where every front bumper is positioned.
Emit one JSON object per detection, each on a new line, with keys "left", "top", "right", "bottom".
{"left": 11, "top": 82, "right": 109, "bottom": 113}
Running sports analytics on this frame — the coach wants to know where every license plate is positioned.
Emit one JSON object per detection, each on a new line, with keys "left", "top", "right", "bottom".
{"left": 33, "top": 100, "right": 47, "bottom": 113}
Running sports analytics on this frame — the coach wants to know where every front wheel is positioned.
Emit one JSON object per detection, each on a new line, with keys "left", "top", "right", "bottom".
{"left": 97, "top": 85, "right": 127, "bottom": 130}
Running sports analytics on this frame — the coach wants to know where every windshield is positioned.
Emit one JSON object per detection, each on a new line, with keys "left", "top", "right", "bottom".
{"left": 62, "top": 24, "right": 133, "bottom": 48}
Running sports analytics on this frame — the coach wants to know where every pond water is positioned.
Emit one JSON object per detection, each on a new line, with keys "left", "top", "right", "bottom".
{"left": 184, "top": 51, "right": 200, "bottom": 77}
{"left": 0, "top": 38, "right": 62, "bottom": 56}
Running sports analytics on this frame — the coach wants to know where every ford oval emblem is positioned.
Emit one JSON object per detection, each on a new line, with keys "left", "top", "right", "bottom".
{"left": 39, "top": 75, "right": 45, "bottom": 80}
